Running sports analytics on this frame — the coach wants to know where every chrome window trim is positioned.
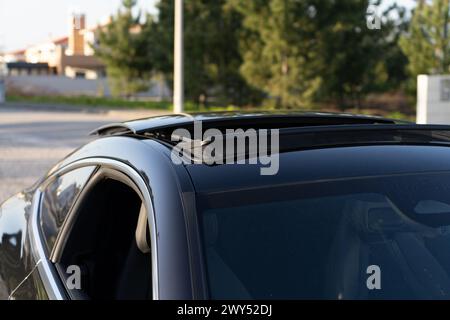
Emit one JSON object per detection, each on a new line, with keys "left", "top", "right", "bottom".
{"left": 30, "top": 158, "right": 159, "bottom": 300}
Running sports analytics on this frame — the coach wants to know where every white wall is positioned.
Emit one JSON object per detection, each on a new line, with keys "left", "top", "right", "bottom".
{"left": 417, "top": 75, "right": 450, "bottom": 124}
{"left": 5, "top": 75, "right": 171, "bottom": 99}
{"left": 6, "top": 75, "right": 110, "bottom": 96}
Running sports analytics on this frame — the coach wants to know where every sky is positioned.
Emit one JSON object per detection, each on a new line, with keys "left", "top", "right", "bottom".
{"left": 0, "top": 0, "right": 415, "bottom": 52}
{"left": 0, "top": 0, "right": 159, "bottom": 52}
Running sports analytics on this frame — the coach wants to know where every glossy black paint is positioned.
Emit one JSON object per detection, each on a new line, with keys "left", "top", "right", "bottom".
{"left": 186, "top": 145, "right": 450, "bottom": 194}
{"left": 9, "top": 264, "right": 49, "bottom": 300}
{"left": 0, "top": 191, "right": 37, "bottom": 298}
{"left": 52, "top": 137, "right": 201, "bottom": 299}
{"left": 0, "top": 136, "right": 202, "bottom": 299}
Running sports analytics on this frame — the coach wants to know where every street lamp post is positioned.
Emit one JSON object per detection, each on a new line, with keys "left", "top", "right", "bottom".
{"left": 173, "top": 0, "right": 184, "bottom": 113}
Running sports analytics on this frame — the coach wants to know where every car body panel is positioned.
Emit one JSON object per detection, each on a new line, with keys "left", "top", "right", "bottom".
{"left": 0, "top": 191, "right": 36, "bottom": 298}
{"left": 46, "top": 136, "right": 204, "bottom": 299}
{"left": 185, "top": 145, "right": 450, "bottom": 194}
{"left": 9, "top": 263, "right": 49, "bottom": 300}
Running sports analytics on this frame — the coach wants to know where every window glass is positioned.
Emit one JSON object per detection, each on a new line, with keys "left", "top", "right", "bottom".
{"left": 40, "top": 166, "right": 96, "bottom": 254}
{"left": 198, "top": 171, "right": 450, "bottom": 300}
{"left": 57, "top": 177, "right": 150, "bottom": 299}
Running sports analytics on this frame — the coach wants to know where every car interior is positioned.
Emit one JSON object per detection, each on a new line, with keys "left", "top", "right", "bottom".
{"left": 326, "top": 196, "right": 450, "bottom": 300}
{"left": 202, "top": 193, "right": 450, "bottom": 300}
{"left": 55, "top": 170, "right": 152, "bottom": 300}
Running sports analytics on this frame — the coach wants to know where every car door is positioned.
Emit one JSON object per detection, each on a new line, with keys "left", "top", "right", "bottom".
{"left": 48, "top": 164, "right": 154, "bottom": 300}
{"left": 9, "top": 165, "right": 97, "bottom": 300}
{"left": 0, "top": 190, "right": 35, "bottom": 299}
{"left": 9, "top": 155, "right": 160, "bottom": 300}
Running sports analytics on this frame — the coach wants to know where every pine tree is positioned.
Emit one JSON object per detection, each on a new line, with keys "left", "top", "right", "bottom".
{"left": 400, "top": 0, "right": 450, "bottom": 77}
{"left": 321, "top": 1, "right": 408, "bottom": 108}
{"left": 229, "top": 0, "right": 408, "bottom": 109}
{"left": 229, "top": 0, "right": 323, "bottom": 108}
{"left": 94, "top": 0, "right": 158, "bottom": 97}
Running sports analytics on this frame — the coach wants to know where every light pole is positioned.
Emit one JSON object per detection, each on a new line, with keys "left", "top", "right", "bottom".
{"left": 173, "top": 0, "right": 184, "bottom": 113}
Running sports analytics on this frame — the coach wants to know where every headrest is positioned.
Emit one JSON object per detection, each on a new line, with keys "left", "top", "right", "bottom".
{"left": 135, "top": 205, "right": 151, "bottom": 254}
{"left": 345, "top": 198, "right": 434, "bottom": 236}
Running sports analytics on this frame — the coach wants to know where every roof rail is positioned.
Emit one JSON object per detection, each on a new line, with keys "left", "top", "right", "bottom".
{"left": 91, "top": 112, "right": 399, "bottom": 137}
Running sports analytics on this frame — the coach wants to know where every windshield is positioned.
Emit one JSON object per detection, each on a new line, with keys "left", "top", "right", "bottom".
{"left": 198, "top": 171, "right": 450, "bottom": 300}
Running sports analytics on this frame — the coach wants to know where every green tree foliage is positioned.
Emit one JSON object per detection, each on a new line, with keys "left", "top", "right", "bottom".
{"left": 377, "top": 3, "right": 410, "bottom": 90}
{"left": 229, "top": 0, "right": 325, "bottom": 108}
{"left": 155, "top": 0, "right": 263, "bottom": 106}
{"left": 93, "top": 0, "right": 410, "bottom": 109}
{"left": 322, "top": 2, "right": 409, "bottom": 107}
{"left": 400, "top": 0, "right": 450, "bottom": 77}
{"left": 229, "top": 0, "right": 408, "bottom": 109}
{"left": 94, "top": 0, "right": 159, "bottom": 97}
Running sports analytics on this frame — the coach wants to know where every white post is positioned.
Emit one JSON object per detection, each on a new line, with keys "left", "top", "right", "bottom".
{"left": 417, "top": 74, "right": 450, "bottom": 124}
{"left": 173, "top": 0, "right": 184, "bottom": 113}
{"left": 416, "top": 75, "right": 429, "bottom": 124}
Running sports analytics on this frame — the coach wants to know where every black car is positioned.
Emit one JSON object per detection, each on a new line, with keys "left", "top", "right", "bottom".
{"left": 2, "top": 112, "right": 450, "bottom": 300}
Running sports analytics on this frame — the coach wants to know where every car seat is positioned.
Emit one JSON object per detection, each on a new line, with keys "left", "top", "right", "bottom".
{"left": 326, "top": 197, "right": 450, "bottom": 299}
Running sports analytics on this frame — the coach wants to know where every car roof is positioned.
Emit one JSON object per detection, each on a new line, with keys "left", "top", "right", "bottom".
{"left": 91, "top": 111, "right": 450, "bottom": 174}
{"left": 186, "top": 145, "right": 450, "bottom": 194}
{"left": 91, "top": 111, "right": 400, "bottom": 136}
{"left": 82, "top": 112, "right": 450, "bottom": 196}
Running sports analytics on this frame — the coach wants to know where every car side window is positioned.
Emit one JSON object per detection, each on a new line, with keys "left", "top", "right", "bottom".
{"left": 56, "top": 172, "right": 152, "bottom": 300}
{"left": 40, "top": 166, "right": 96, "bottom": 254}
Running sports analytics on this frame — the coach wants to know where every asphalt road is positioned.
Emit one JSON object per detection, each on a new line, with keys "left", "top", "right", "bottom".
{"left": 0, "top": 106, "right": 164, "bottom": 204}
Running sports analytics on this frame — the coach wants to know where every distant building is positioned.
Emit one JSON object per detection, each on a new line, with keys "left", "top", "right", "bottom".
{"left": 1, "top": 14, "right": 171, "bottom": 99}
{"left": 2, "top": 49, "right": 26, "bottom": 64}
{"left": 3, "top": 14, "right": 105, "bottom": 79}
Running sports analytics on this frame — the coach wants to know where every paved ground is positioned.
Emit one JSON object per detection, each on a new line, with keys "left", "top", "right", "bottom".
{"left": 0, "top": 105, "right": 166, "bottom": 204}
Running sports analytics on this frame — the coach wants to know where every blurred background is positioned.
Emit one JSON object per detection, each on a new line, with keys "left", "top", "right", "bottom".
{"left": 0, "top": 0, "right": 439, "bottom": 117}
{"left": 0, "top": 0, "right": 450, "bottom": 202}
